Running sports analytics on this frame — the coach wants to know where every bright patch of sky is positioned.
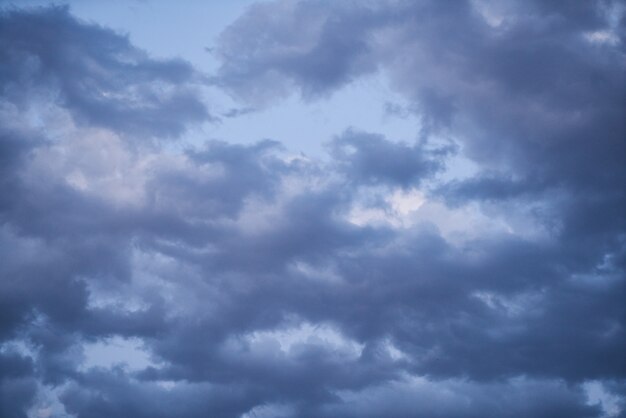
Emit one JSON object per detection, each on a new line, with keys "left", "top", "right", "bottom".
{"left": 82, "top": 336, "right": 154, "bottom": 371}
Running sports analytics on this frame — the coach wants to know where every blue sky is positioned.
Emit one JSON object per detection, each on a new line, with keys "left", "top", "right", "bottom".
{"left": 0, "top": 1, "right": 624, "bottom": 417}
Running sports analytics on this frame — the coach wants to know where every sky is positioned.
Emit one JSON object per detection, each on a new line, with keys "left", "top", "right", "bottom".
{"left": 0, "top": 1, "right": 624, "bottom": 417}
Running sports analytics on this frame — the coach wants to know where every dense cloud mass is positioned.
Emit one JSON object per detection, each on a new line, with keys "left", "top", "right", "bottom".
{"left": 0, "top": 1, "right": 624, "bottom": 417}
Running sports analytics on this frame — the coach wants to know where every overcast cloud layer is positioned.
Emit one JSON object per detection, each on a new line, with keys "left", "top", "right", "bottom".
{"left": 0, "top": 1, "right": 625, "bottom": 417}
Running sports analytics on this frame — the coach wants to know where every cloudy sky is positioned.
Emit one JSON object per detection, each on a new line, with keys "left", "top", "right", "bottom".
{"left": 0, "top": 0, "right": 624, "bottom": 417}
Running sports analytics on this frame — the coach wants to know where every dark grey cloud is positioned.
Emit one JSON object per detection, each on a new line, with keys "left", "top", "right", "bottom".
{"left": 0, "top": 1, "right": 624, "bottom": 417}
{"left": 0, "top": 5, "right": 209, "bottom": 138}
{"left": 0, "top": 351, "right": 36, "bottom": 418}
{"left": 315, "top": 378, "right": 602, "bottom": 418}
{"left": 329, "top": 129, "right": 450, "bottom": 188}
{"left": 0, "top": 375, "right": 36, "bottom": 418}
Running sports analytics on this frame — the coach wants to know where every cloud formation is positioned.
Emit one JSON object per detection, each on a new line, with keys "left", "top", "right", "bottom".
{"left": 0, "top": 6, "right": 209, "bottom": 138}
{"left": 0, "top": 1, "right": 624, "bottom": 417}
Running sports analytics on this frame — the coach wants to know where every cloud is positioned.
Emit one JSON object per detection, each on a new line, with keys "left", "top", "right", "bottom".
{"left": 0, "top": 2, "right": 624, "bottom": 417}
{"left": 0, "top": 5, "right": 210, "bottom": 138}
{"left": 317, "top": 376, "right": 602, "bottom": 418}
{"left": 329, "top": 129, "right": 450, "bottom": 188}
{"left": 213, "top": 0, "right": 384, "bottom": 105}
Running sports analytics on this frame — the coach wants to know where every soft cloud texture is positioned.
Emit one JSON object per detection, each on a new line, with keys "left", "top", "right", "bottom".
{"left": 0, "top": 6, "right": 209, "bottom": 138}
{"left": 0, "top": 1, "right": 624, "bottom": 417}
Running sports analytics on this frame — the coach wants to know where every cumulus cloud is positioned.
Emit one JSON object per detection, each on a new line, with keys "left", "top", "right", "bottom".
{"left": 0, "top": 6, "right": 209, "bottom": 138}
{"left": 0, "top": 1, "right": 624, "bottom": 417}
{"left": 329, "top": 129, "right": 450, "bottom": 188}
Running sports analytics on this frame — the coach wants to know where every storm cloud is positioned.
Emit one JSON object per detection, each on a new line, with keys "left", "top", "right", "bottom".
{"left": 0, "top": 1, "right": 624, "bottom": 417}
